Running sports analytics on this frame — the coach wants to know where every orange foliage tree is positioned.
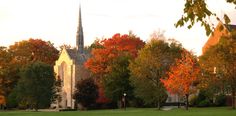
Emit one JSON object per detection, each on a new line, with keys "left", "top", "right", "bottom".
{"left": 9, "top": 38, "right": 59, "bottom": 66}
{"left": 1, "top": 39, "right": 59, "bottom": 106}
{"left": 0, "top": 95, "right": 6, "bottom": 106}
{"left": 85, "top": 33, "right": 145, "bottom": 76}
{"left": 85, "top": 33, "right": 145, "bottom": 104}
{"left": 161, "top": 50, "right": 200, "bottom": 110}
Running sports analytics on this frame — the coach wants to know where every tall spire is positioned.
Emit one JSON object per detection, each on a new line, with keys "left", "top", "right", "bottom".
{"left": 76, "top": 3, "right": 84, "bottom": 53}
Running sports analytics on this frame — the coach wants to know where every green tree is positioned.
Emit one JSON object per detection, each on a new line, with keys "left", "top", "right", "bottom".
{"left": 16, "top": 61, "right": 55, "bottom": 111}
{"left": 1, "top": 39, "right": 59, "bottom": 108}
{"left": 51, "top": 77, "right": 62, "bottom": 108}
{"left": 86, "top": 39, "right": 104, "bottom": 52}
{"left": 198, "top": 48, "right": 225, "bottom": 107}
{"left": 177, "top": 0, "right": 234, "bottom": 35}
{"left": 129, "top": 38, "right": 183, "bottom": 110}
{"left": 199, "top": 33, "right": 236, "bottom": 109}
{"left": 73, "top": 78, "right": 98, "bottom": 110}
{"left": 103, "top": 54, "right": 133, "bottom": 106}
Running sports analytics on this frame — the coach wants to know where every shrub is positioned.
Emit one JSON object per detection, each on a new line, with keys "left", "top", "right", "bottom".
{"left": 214, "top": 94, "right": 226, "bottom": 106}
{"left": 73, "top": 78, "right": 98, "bottom": 110}
{"left": 189, "top": 90, "right": 214, "bottom": 107}
{"left": 6, "top": 91, "right": 18, "bottom": 109}
{"left": 197, "top": 99, "right": 211, "bottom": 107}
{"left": 189, "top": 95, "right": 198, "bottom": 106}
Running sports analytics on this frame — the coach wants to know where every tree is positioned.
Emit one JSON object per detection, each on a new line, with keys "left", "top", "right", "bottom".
{"left": 51, "top": 77, "right": 62, "bottom": 108}
{"left": 1, "top": 39, "right": 59, "bottom": 107}
{"left": 177, "top": 0, "right": 234, "bottom": 35}
{"left": 161, "top": 50, "right": 200, "bottom": 110}
{"left": 15, "top": 61, "right": 55, "bottom": 111}
{"left": 73, "top": 78, "right": 98, "bottom": 110}
{"left": 85, "top": 33, "right": 145, "bottom": 106}
{"left": 199, "top": 32, "right": 236, "bottom": 109}
{"left": 103, "top": 55, "right": 133, "bottom": 105}
{"left": 0, "top": 95, "right": 6, "bottom": 108}
{"left": 85, "top": 33, "right": 145, "bottom": 76}
{"left": 0, "top": 46, "right": 19, "bottom": 108}
{"left": 129, "top": 38, "right": 183, "bottom": 110}
{"left": 85, "top": 39, "right": 104, "bottom": 53}
{"left": 0, "top": 47, "right": 12, "bottom": 97}
{"left": 59, "top": 44, "right": 72, "bottom": 51}
{"left": 9, "top": 38, "right": 59, "bottom": 66}
{"left": 198, "top": 43, "right": 226, "bottom": 106}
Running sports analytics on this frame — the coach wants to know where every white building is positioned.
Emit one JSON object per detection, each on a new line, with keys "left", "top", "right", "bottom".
{"left": 53, "top": 4, "right": 89, "bottom": 109}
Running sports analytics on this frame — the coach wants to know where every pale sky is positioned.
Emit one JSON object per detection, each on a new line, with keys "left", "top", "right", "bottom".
{"left": 0, "top": 0, "right": 236, "bottom": 56}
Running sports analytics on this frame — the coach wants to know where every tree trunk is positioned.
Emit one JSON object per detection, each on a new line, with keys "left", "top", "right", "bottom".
{"left": 178, "top": 102, "right": 180, "bottom": 108}
{"left": 157, "top": 101, "right": 161, "bottom": 110}
{"left": 185, "top": 94, "right": 189, "bottom": 110}
{"left": 35, "top": 103, "right": 38, "bottom": 112}
{"left": 178, "top": 95, "right": 180, "bottom": 108}
{"left": 232, "top": 88, "right": 235, "bottom": 109}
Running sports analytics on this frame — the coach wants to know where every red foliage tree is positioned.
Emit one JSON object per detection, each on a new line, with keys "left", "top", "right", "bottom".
{"left": 85, "top": 33, "right": 145, "bottom": 76}
{"left": 9, "top": 38, "right": 59, "bottom": 65}
{"left": 161, "top": 50, "right": 200, "bottom": 110}
{"left": 85, "top": 33, "right": 145, "bottom": 104}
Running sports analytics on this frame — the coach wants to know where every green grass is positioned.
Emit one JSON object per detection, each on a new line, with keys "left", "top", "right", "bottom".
{"left": 1, "top": 107, "right": 236, "bottom": 116}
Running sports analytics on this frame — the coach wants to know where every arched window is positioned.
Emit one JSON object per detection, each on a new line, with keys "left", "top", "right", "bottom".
{"left": 60, "top": 61, "right": 67, "bottom": 86}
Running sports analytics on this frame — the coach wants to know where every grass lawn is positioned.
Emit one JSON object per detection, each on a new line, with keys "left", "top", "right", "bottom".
{"left": 1, "top": 107, "right": 236, "bottom": 116}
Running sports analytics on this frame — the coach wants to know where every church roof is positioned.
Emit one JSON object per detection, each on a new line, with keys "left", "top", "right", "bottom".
{"left": 65, "top": 48, "right": 87, "bottom": 65}
{"left": 56, "top": 3, "right": 87, "bottom": 65}
{"left": 66, "top": 49, "right": 77, "bottom": 60}
{"left": 224, "top": 24, "right": 236, "bottom": 32}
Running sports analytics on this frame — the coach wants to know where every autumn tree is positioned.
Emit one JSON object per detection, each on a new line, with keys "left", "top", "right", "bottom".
{"left": 9, "top": 38, "right": 59, "bottom": 66}
{"left": 85, "top": 33, "right": 144, "bottom": 76}
{"left": 177, "top": 0, "right": 234, "bottom": 35}
{"left": 129, "top": 38, "right": 183, "bottom": 110}
{"left": 73, "top": 78, "right": 98, "bottom": 110}
{"left": 199, "top": 32, "right": 236, "bottom": 109}
{"left": 0, "top": 95, "right": 6, "bottom": 108}
{"left": 198, "top": 44, "right": 226, "bottom": 106}
{"left": 161, "top": 50, "right": 200, "bottom": 110}
{"left": 85, "top": 33, "right": 145, "bottom": 106}
{"left": 0, "top": 46, "right": 19, "bottom": 108}
{"left": 0, "top": 47, "right": 9, "bottom": 108}
{"left": 0, "top": 39, "right": 59, "bottom": 107}
{"left": 0, "top": 47, "right": 12, "bottom": 97}
{"left": 15, "top": 61, "right": 55, "bottom": 111}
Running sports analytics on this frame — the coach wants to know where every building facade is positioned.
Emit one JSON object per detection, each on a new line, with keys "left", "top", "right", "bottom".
{"left": 53, "top": 5, "right": 89, "bottom": 109}
{"left": 202, "top": 22, "right": 236, "bottom": 54}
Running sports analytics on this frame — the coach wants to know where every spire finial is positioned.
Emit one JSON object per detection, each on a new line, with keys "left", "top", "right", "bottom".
{"left": 76, "top": 2, "right": 84, "bottom": 53}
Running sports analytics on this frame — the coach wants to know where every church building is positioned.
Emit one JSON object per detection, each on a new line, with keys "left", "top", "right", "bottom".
{"left": 53, "top": 5, "right": 88, "bottom": 109}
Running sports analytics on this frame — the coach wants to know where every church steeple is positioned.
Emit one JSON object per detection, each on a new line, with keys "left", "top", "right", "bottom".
{"left": 76, "top": 3, "right": 84, "bottom": 53}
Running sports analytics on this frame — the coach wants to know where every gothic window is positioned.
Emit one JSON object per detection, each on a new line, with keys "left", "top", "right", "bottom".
{"left": 61, "top": 61, "right": 67, "bottom": 86}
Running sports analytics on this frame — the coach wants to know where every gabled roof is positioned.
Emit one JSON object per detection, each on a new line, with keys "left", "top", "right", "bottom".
{"left": 64, "top": 48, "right": 87, "bottom": 65}
{"left": 224, "top": 24, "right": 236, "bottom": 32}
{"left": 202, "top": 22, "right": 236, "bottom": 54}
{"left": 66, "top": 49, "right": 77, "bottom": 60}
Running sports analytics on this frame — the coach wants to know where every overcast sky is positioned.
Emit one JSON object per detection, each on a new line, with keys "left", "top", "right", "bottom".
{"left": 0, "top": 0, "right": 236, "bottom": 55}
